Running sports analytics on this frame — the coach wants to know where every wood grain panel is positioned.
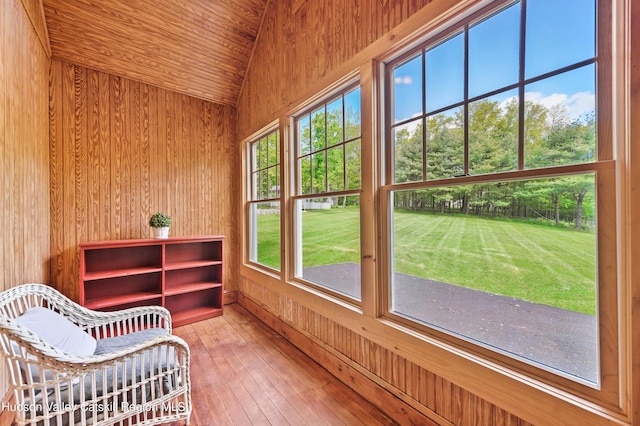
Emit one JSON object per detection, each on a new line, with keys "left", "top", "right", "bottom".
{"left": 239, "top": 279, "right": 535, "bottom": 426}
{"left": 49, "top": 60, "right": 238, "bottom": 302}
{"left": 237, "top": 0, "right": 434, "bottom": 137}
{"left": 19, "top": 0, "right": 50, "bottom": 56}
{"left": 0, "top": 0, "right": 51, "bottom": 405}
{"left": 42, "top": 0, "right": 268, "bottom": 106}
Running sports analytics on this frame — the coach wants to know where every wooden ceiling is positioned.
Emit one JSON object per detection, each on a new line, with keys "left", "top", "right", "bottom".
{"left": 42, "top": 0, "right": 269, "bottom": 106}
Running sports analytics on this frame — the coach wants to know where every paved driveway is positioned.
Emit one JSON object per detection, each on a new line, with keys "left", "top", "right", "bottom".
{"left": 302, "top": 263, "right": 598, "bottom": 383}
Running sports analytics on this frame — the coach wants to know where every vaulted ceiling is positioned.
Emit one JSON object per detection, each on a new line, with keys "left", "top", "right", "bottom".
{"left": 42, "top": 0, "right": 269, "bottom": 106}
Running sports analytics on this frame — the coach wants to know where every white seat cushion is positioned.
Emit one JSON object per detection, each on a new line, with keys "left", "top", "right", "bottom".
{"left": 15, "top": 307, "right": 97, "bottom": 356}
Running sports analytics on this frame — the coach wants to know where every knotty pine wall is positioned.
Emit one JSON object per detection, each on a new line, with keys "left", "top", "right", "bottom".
{"left": 0, "top": 0, "right": 51, "bottom": 404}
{"left": 235, "top": 0, "right": 633, "bottom": 425}
{"left": 237, "top": 0, "right": 434, "bottom": 138}
{"left": 49, "top": 60, "right": 238, "bottom": 302}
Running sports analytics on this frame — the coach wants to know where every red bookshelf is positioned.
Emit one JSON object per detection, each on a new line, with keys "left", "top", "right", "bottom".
{"left": 80, "top": 236, "right": 224, "bottom": 327}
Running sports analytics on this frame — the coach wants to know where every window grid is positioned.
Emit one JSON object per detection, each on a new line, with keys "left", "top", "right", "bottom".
{"left": 250, "top": 130, "right": 280, "bottom": 201}
{"left": 388, "top": 2, "right": 597, "bottom": 185}
{"left": 383, "top": 0, "right": 604, "bottom": 388}
{"left": 247, "top": 128, "right": 281, "bottom": 272}
{"left": 292, "top": 83, "right": 363, "bottom": 302}
{"left": 295, "top": 86, "right": 362, "bottom": 197}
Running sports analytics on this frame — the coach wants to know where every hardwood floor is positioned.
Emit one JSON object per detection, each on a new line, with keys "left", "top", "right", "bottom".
{"left": 170, "top": 304, "right": 398, "bottom": 426}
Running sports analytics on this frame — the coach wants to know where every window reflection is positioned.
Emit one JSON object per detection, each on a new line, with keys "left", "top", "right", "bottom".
{"left": 525, "top": 0, "right": 596, "bottom": 78}
{"left": 426, "top": 107, "right": 464, "bottom": 180}
{"left": 393, "top": 54, "right": 423, "bottom": 123}
{"left": 468, "top": 2, "right": 520, "bottom": 98}
{"left": 524, "top": 65, "right": 596, "bottom": 168}
{"left": 426, "top": 32, "right": 464, "bottom": 113}
{"left": 469, "top": 89, "right": 519, "bottom": 175}
{"left": 297, "top": 196, "right": 361, "bottom": 300}
{"left": 394, "top": 119, "right": 423, "bottom": 183}
{"left": 390, "top": 175, "right": 598, "bottom": 382}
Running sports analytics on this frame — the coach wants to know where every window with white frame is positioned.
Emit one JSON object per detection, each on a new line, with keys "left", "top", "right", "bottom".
{"left": 384, "top": 0, "right": 608, "bottom": 385}
{"left": 248, "top": 129, "right": 281, "bottom": 271}
{"left": 293, "top": 84, "right": 362, "bottom": 301}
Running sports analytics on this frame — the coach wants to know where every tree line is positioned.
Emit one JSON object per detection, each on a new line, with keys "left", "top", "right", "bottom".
{"left": 393, "top": 97, "right": 596, "bottom": 230}
{"left": 290, "top": 94, "right": 595, "bottom": 230}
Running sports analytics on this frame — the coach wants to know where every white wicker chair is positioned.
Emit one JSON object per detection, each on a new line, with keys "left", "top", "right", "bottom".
{"left": 0, "top": 284, "right": 191, "bottom": 426}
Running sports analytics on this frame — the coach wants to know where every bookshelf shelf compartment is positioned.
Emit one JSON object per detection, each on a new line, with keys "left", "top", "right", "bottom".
{"left": 80, "top": 236, "right": 224, "bottom": 326}
{"left": 165, "top": 287, "right": 223, "bottom": 327}
{"left": 165, "top": 282, "right": 222, "bottom": 297}
{"left": 83, "top": 267, "right": 163, "bottom": 281}
{"left": 164, "top": 260, "right": 222, "bottom": 271}
{"left": 85, "top": 292, "right": 162, "bottom": 310}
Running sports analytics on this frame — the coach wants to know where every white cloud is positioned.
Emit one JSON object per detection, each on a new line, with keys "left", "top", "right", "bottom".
{"left": 394, "top": 115, "right": 424, "bottom": 135}
{"left": 394, "top": 76, "right": 413, "bottom": 85}
{"left": 524, "top": 91, "right": 595, "bottom": 121}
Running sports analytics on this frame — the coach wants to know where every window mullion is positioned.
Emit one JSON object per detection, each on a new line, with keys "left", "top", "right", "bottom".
{"left": 463, "top": 24, "right": 470, "bottom": 175}
{"left": 517, "top": 0, "right": 527, "bottom": 170}
{"left": 324, "top": 106, "right": 329, "bottom": 193}
{"left": 422, "top": 51, "right": 427, "bottom": 181}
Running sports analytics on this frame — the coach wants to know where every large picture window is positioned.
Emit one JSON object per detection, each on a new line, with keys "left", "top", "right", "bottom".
{"left": 385, "top": 0, "right": 604, "bottom": 384}
{"left": 247, "top": 129, "right": 281, "bottom": 271}
{"left": 294, "top": 85, "right": 362, "bottom": 301}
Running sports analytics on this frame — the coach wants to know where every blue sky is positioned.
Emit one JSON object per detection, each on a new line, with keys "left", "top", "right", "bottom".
{"left": 393, "top": 0, "right": 596, "bottom": 123}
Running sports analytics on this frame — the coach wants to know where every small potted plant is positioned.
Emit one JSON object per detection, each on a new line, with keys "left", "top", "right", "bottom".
{"left": 149, "top": 212, "right": 172, "bottom": 238}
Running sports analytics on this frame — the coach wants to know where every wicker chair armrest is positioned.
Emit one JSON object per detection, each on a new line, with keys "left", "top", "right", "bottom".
{"left": 2, "top": 325, "right": 189, "bottom": 370}
{"left": 67, "top": 305, "right": 173, "bottom": 337}
{"left": 86, "top": 334, "right": 190, "bottom": 364}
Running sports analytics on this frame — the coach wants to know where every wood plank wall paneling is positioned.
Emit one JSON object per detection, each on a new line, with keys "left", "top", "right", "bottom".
{"left": 237, "top": 0, "right": 434, "bottom": 138}
{"left": 629, "top": 0, "right": 640, "bottom": 419}
{"left": 0, "top": 0, "right": 51, "bottom": 405}
{"left": 19, "top": 0, "right": 51, "bottom": 56}
{"left": 49, "top": 60, "right": 238, "bottom": 302}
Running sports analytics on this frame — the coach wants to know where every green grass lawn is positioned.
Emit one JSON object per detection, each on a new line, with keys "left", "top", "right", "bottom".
{"left": 393, "top": 210, "right": 596, "bottom": 315}
{"left": 255, "top": 212, "right": 281, "bottom": 268}
{"left": 255, "top": 207, "right": 362, "bottom": 269}
{"left": 257, "top": 207, "right": 597, "bottom": 315}
{"left": 300, "top": 208, "right": 361, "bottom": 266}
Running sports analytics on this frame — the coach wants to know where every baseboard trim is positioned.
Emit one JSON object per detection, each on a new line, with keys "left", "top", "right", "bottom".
{"left": 223, "top": 289, "right": 237, "bottom": 305}
{"left": 238, "top": 292, "right": 451, "bottom": 426}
